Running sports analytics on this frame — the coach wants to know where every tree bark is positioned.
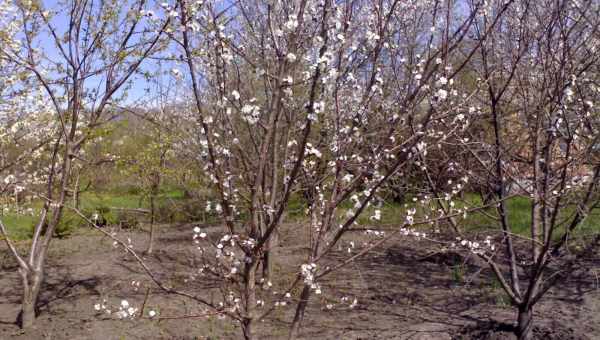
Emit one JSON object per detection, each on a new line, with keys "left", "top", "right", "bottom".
{"left": 531, "top": 133, "right": 543, "bottom": 262}
{"left": 145, "top": 194, "right": 156, "bottom": 254}
{"left": 242, "top": 317, "right": 254, "bottom": 340}
{"left": 262, "top": 230, "right": 278, "bottom": 282}
{"left": 73, "top": 169, "right": 81, "bottom": 210}
{"left": 241, "top": 260, "right": 258, "bottom": 340}
{"left": 19, "top": 269, "right": 43, "bottom": 329}
{"left": 516, "top": 305, "right": 533, "bottom": 340}
{"left": 288, "top": 284, "right": 311, "bottom": 340}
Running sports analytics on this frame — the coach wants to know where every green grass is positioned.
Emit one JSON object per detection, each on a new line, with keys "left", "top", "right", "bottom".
{"left": 2, "top": 190, "right": 599, "bottom": 241}
{"left": 1, "top": 212, "right": 38, "bottom": 241}
{"left": 77, "top": 188, "right": 187, "bottom": 211}
{"left": 0, "top": 188, "right": 190, "bottom": 241}
{"left": 460, "top": 194, "right": 600, "bottom": 238}
{"left": 336, "top": 193, "right": 600, "bottom": 239}
{"left": 80, "top": 192, "right": 142, "bottom": 209}
{"left": 460, "top": 194, "right": 533, "bottom": 234}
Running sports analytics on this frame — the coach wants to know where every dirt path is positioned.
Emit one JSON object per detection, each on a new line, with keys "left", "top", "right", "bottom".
{"left": 1, "top": 224, "right": 599, "bottom": 339}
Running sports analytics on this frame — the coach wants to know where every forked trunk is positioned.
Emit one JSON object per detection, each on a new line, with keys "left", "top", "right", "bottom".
{"left": 516, "top": 305, "right": 533, "bottom": 340}
{"left": 19, "top": 269, "right": 43, "bottom": 329}
{"left": 242, "top": 317, "right": 254, "bottom": 340}
{"left": 288, "top": 284, "right": 312, "bottom": 340}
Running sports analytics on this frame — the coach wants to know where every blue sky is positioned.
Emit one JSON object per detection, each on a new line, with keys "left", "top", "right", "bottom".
{"left": 33, "top": 0, "right": 172, "bottom": 106}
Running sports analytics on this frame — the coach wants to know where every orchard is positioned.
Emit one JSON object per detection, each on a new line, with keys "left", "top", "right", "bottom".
{"left": 1, "top": 1, "right": 599, "bottom": 339}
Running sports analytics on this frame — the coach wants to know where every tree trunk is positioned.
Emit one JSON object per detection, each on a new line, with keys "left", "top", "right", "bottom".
{"left": 19, "top": 269, "right": 43, "bottom": 329}
{"left": 241, "top": 260, "right": 258, "bottom": 340}
{"left": 516, "top": 305, "right": 533, "bottom": 340}
{"left": 145, "top": 195, "right": 156, "bottom": 255}
{"left": 288, "top": 284, "right": 312, "bottom": 340}
{"left": 242, "top": 317, "right": 255, "bottom": 340}
{"left": 73, "top": 170, "right": 81, "bottom": 210}
{"left": 262, "top": 230, "right": 278, "bottom": 281}
{"left": 262, "top": 248, "right": 272, "bottom": 282}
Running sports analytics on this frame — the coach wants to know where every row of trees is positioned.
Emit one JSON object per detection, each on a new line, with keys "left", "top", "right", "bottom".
{"left": 1, "top": 0, "right": 599, "bottom": 339}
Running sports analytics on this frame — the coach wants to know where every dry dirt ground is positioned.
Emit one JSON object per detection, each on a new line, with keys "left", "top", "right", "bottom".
{"left": 1, "top": 223, "right": 600, "bottom": 340}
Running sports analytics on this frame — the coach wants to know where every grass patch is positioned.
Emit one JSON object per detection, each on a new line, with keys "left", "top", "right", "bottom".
{"left": 0, "top": 188, "right": 191, "bottom": 241}
{"left": 458, "top": 194, "right": 600, "bottom": 238}
{"left": 2, "top": 190, "right": 598, "bottom": 241}
{"left": 0, "top": 213, "right": 38, "bottom": 241}
{"left": 333, "top": 193, "right": 600, "bottom": 239}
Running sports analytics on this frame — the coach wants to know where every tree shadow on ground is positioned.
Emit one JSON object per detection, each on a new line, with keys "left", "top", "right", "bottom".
{"left": 295, "top": 240, "right": 599, "bottom": 339}
{"left": 0, "top": 265, "right": 102, "bottom": 326}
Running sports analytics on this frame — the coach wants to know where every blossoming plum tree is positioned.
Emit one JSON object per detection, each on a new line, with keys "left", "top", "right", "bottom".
{"left": 431, "top": 1, "right": 600, "bottom": 338}
{"left": 92, "top": 1, "right": 515, "bottom": 339}
{"left": 0, "top": 0, "right": 170, "bottom": 328}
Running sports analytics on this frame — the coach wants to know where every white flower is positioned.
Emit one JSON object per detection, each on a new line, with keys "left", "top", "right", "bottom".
{"left": 171, "top": 68, "right": 182, "bottom": 79}
{"left": 3, "top": 174, "right": 14, "bottom": 184}
{"left": 438, "top": 76, "right": 448, "bottom": 85}
{"left": 193, "top": 226, "right": 201, "bottom": 233}
{"left": 286, "top": 53, "right": 297, "bottom": 62}
{"left": 148, "top": 310, "right": 157, "bottom": 318}
{"left": 199, "top": 232, "right": 207, "bottom": 238}
{"left": 231, "top": 90, "right": 240, "bottom": 100}
{"left": 313, "top": 101, "right": 324, "bottom": 114}
{"left": 565, "top": 87, "right": 574, "bottom": 97}
{"left": 284, "top": 18, "right": 298, "bottom": 31}
{"left": 121, "top": 300, "right": 129, "bottom": 308}
{"left": 371, "top": 209, "right": 382, "bottom": 221}
{"left": 436, "top": 89, "right": 448, "bottom": 100}
{"left": 306, "top": 145, "right": 322, "bottom": 158}
{"left": 241, "top": 104, "right": 260, "bottom": 124}
{"left": 94, "top": 303, "right": 101, "bottom": 311}
{"left": 365, "top": 30, "right": 380, "bottom": 42}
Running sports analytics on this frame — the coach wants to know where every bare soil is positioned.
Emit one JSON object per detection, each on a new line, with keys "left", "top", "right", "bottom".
{"left": 1, "top": 223, "right": 599, "bottom": 340}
